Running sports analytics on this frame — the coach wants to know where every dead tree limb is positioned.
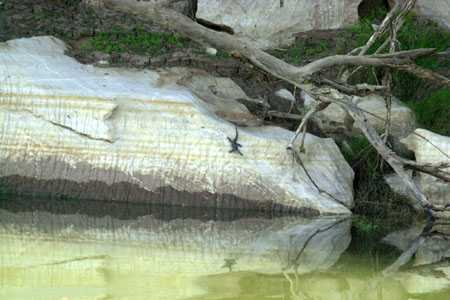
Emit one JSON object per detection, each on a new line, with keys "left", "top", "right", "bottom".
{"left": 342, "top": 0, "right": 417, "bottom": 81}
{"left": 287, "top": 102, "right": 329, "bottom": 150}
{"left": 383, "top": 235, "right": 426, "bottom": 275}
{"left": 95, "top": 0, "right": 450, "bottom": 214}
{"left": 96, "top": 1, "right": 449, "bottom": 86}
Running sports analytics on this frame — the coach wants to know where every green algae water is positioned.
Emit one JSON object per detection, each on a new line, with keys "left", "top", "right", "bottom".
{"left": 0, "top": 197, "right": 449, "bottom": 300}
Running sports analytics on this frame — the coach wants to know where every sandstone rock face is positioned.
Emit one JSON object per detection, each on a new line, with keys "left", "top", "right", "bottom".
{"left": 0, "top": 36, "right": 354, "bottom": 215}
{"left": 196, "top": 0, "right": 363, "bottom": 49}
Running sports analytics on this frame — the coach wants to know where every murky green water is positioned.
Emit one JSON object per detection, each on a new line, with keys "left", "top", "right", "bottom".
{"left": 0, "top": 196, "right": 449, "bottom": 300}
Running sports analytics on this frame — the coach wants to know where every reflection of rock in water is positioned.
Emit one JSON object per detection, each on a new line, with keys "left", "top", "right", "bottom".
{"left": 0, "top": 209, "right": 350, "bottom": 300}
{"left": 383, "top": 224, "right": 450, "bottom": 295}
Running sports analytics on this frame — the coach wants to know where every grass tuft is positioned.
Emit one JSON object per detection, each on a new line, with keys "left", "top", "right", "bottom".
{"left": 347, "top": 12, "right": 450, "bottom": 101}
{"left": 408, "top": 88, "right": 450, "bottom": 135}
{"left": 341, "top": 136, "right": 416, "bottom": 219}
{"left": 79, "top": 27, "right": 188, "bottom": 56}
{"left": 271, "top": 39, "right": 332, "bottom": 65}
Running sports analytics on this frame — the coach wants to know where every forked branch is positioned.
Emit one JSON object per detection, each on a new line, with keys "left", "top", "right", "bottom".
{"left": 93, "top": 0, "right": 450, "bottom": 214}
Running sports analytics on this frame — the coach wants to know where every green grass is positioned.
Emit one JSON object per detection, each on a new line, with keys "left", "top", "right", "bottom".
{"left": 352, "top": 215, "right": 381, "bottom": 235}
{"left": 346, "top": 12, "right": 450, "bottom": 100}
{"left": 348, "top": 9, "right": 450, "bottom": 56}
{"left": 215, "top": 49, "right": 231, "bottom": 59}
{"left": 338, "top": 11, "right": 450, "bottom": 217}
{"left": 392, "top": 15, "right": 450, "bottom": 100}
{"left": 342, "top": 137, "right": 379, "bottom": 177}
{"left": 271, "top": 39, "right": 332, "bottom": 65}
{"left": 408, "top": 88, "right": 450, "bottom": 135}
{"left": 341, "top": 136, "right": 416, "bottom": 219}
{"left": 79, "top": 27, "right": 188, "bottom": 56}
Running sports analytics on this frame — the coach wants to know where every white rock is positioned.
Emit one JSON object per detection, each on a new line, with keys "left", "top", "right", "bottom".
{"left": 154, "top": 67, "right": 262, "bottom": 126}
{"left": 275, "top": 89, "right": 295, "bottom": 103}
{"left": 387, "top": 0, "right": 450, "bottom": 30}
{"left": 415, "top": 0, "right": 450, "bottom": 30}
{"left": 205, "top": 47, "right": 218, "bottom": 56}
{"left": 196, "top": 0, "right": 363, "bottom": 49}
{"left": 305, "top": 93, "right": 416, "bottom": 146}
{"left": 401, "top": 129, "right": 450, "bottom": 206}
{"left": 385, "top": 129, "right": 450, "bottom": 207}
{"left": 0, "top": 36, "right": 354, "bottom": 215}
{"left": 354, "top": 95, "right": 416, "bottom": 138}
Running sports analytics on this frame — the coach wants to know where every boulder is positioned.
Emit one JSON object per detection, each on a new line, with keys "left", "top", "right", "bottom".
{"left": 196, "top": 0, "right": 363, "bottom": 49}
{"left": 269, "top": 88, "right": 297, "bottom": 113}
{"left": 386, "top": 129, "right": 450, "bottom": 208}
{"left": 0, "top": 36, "right": 354, "bottom": 215}
{"left": 304, "top": 92, "right": 416, "bottom": 148}
{"left": 153, "top": 67, "right": 263, "bottom": 126}
{"left": 416, "top": 0, "right": 450, "bottom": 30}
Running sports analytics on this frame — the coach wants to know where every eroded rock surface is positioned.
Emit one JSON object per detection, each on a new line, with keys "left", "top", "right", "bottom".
{"left": 0, "top": 36, "right": 354, "bottom": 214}
{"left": 196, "top": 0, "right": 363, "bottom": 49}
{"left": 386, "top": 129, "right": 450, "bottom": 207}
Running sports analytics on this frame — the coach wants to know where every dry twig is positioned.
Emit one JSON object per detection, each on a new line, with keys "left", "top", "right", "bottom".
{"left": 95, "top": 0, "right": 450, "bottom": 214}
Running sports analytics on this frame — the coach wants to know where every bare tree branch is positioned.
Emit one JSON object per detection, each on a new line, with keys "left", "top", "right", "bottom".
{"left": 287, "top": 102, "right": 329, "bottom": 150}
{"left": 342, "top": 0, "right": 417, "bottom": 81}
{"left": 300, "top": 48, "right": 437, "bottom": 75}
{"left": 94, "top": 0, "right": 450, "bottom": 213}
{"left": 352, "top": 0, "right": 417, "bottom": 57}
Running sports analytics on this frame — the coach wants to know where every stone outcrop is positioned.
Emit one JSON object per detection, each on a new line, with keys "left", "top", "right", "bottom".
{"left": 385, "top": 129, "right": 450, "bottom": 207}
{"left": 0, "top": 36, "right": 354, "bottom": 215}
{"left": 196, "top": 0, "right": 363, "bottom": 49}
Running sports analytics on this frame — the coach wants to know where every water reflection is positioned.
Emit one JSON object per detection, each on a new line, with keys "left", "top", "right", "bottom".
{"left": 383, "top": 222, "right": 450, "bottom": 296}
{"left": 1, "top": 200, "right": 450, "bottom": 300}
{"left": 0, "top": 206, "right": 350, "bottom": 300}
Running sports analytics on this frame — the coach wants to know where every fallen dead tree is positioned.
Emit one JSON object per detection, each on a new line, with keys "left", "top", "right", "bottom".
{"left": 89, "top": 0, "right": 450, "bottom": 216}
